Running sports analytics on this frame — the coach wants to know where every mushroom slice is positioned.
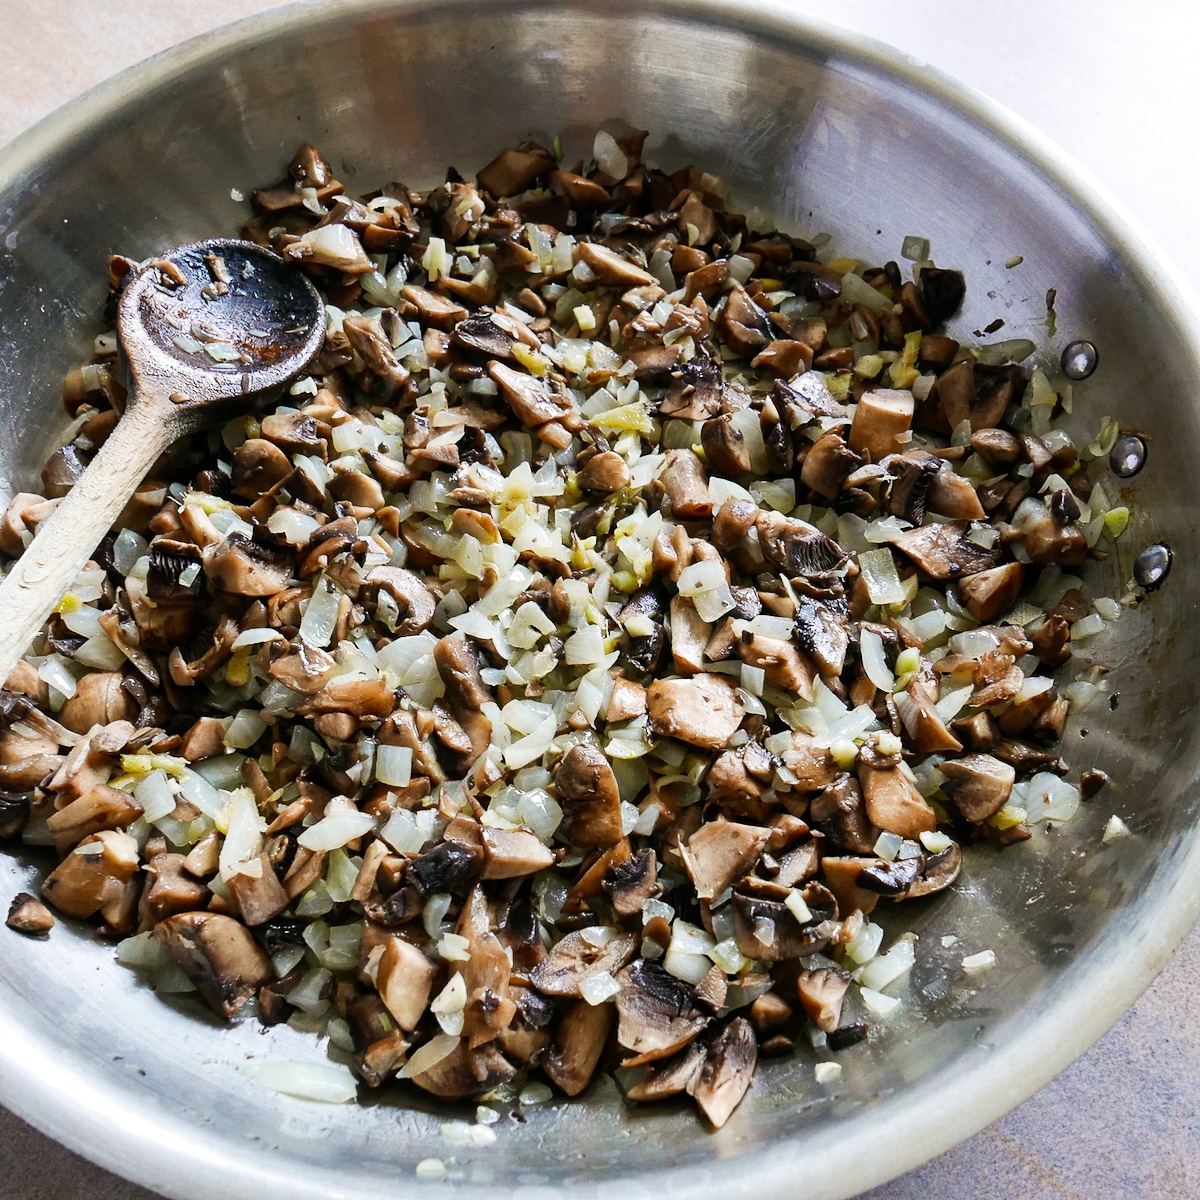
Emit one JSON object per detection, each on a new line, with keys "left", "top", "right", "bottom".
{"left": 731, "top": 879, "right": 839, "bottom": 961}
{"left": 736, "top": 631, "right": 816, "bottom": 700}
{"left": 820, "top": 857, "right": 881, "bottom": 918}
{"left": 692, "top": 1017, "right": 757, "bottom": 1129}
{"left": 42, "top": 829, "right": 140, "bottom": 931}
{"left": 226, "top": 853, "right": 290, "bottom": 926}
{"left": 6, "top": 893, "right": 55, "bottom": 936}
{"left": 755, "top": 511, "right": 849, "bottom": 578}
{"left": 809, "top": 773, "right": 874, "bottom": 855}
{"left": 203, "top": 530, "right": 293, "bottom": 596}
{"left": 58, "top": 671, "right": 138, "bottom": 735}
{"left": 614, "top": 958, "right": 710, "bottom": 1064}
{"left": 266, "top": 641, "right": 337, "bottom": 694}
{"left": 46, "top": 783, "right": 141, "bottom": 854}
{"left": 154, "top": 911, "right": 273, "bottom": 1019}
{"left": 602, "top": 848, "right": 659, "bottom": 917}
{"left": 529, "top": 929, "right": 639, "bottom": 998}
{"left": 680, "top": 819, "right": 769, "bottom": 901}
{"left": 556, "top": 742, "right": 625, "bottom": 850}
{"left": 891, "top": 521, "right": 1000, "bottom": 581}
{"left": 481, "top": 827, "right": 555, "bottom": 879}
{"left": 645, "top": 674, "right": 745, "bottom": 750}
{"left": 848, "top": 389, "right": 915, "bottom": 462}
{"left": 433, "top": 635, "right": 493, "bottom": 762}
{"left": 456, "top": 883, "right": 516, "bottom": 1047}
{"left": 574, "top": 241, "right": 657, "bottom": 288}
{"left": 624, "top": 1039, "right": 708, "bottom": 1102}
{"left": 661, "top": 354, "right": 723, "bottom": 420}
{"left": 543, "top": 998, "right": 613, "bottom": 1097}
{"left": 452, "top": 311, "right": 516, "bottom": 359}
{"left": 796, "top": 967, "right": 852, "bottom": 1033}
{"left": 376, "top": 935, "right": 437, "bottom": 1031}
{"left": 800, "top": 432, "right": 861, "bottom": 500}
{"left": 660, "top": 449, "right": 713, "bottom": 520}
{"left": 858, "top": 754, "right": 937, "bottom": 839}
{"left": 794, "top": 596, "right": 850, "bottom": 677}
{"left": 901, "top": 841, "right": 963, "bottom": 899}
{"left": 938, "top": 753, "right": 1016, "bottom": 822}
{"left": 958, "top": 562, "right": 1025, "bottom": 624}
{"left": 488, "top": 362, "right": 572, "bottom": 429}
{"left": 577, "top": 450, "right": 630, "bottom": 493}
{"left": 895, "top": 675, "right": 963, "bottom": 754}
{"left": 137, "top": 851, "right": 207, "bottom": 931}
{"left": 361, "top": 567, "right": 437, "bottom": 636}
{"left": 409, "top": 1039, "right": 517, "bottom": 1100}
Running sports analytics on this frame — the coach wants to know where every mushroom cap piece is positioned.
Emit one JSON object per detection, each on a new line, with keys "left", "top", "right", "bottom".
{"left": 613, "top": 958, "right": 710, "bottom": 1065}
{"left": 530, "top": 928, "right": 639, "bottom": 999}
{"left": 938, "top": 753, "right": 1016, "bottom": 822}
{"left": 154, "top": 911, "right": 273, "bottom": 1019}
{"left": 692, "top": 1017, "right": 758, "bottom": 1129}
{"left": 679, "top": 819, "right": 770, "bottom": 901}
{"left": 543, "top": 998, "right": 614, "bottom": 1097}
{"left": 555, "top": 742, "right": 624, "bottom": 849}
{"left": 646, "top": 674, "right": 745, "bottom": 751}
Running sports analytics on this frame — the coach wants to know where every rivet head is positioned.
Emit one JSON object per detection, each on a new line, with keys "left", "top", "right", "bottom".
{"left": 1110, "top": 435, "right": 1146, "bottom": 478}
{"left": 1134, "top": 543, "right": 1171, "bottom": 591}
{"left": 1061, "top": 340, "right": 1098, "bottom": 380}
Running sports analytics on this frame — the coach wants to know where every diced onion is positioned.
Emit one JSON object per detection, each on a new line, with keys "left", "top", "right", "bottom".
{"left": 248, "top": 1062, "right": 359, "bottom": 1104}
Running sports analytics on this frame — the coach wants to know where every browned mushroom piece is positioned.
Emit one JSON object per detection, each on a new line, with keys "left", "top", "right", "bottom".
{"left": 360, "top": 566, "right": 437, "bottom": 636}
{"left": 731, "top": 878, "right": 839, "bottom": 961}
{"left": 266, "top": 641, "right": 337, "bottom": 694}
{"left": 938, "top": 753, "right": 1016, "bottom": 822}
{"left": 556, "top": 742, "right": 624, "bottom": 849}
{"left": 375, "top": 935, "right": 438, "bottom": 1031}
{"left": 692, "top": 1017, "right": 757, "bottom": 1129}
{"left": 646, "top": 674, "right": 745, "bottom": 750}
{"left": 900, "top": 841, "right": 963, "bottom": 899}
{"left": 455, "top": 883, "right": 517, "bottom": 1047}
{"left": 409, "top": 1039, "right": 517, "bottom": 1099}
{"left": 42, "top": 829, "right": 140, "bottom": 933}
{"left": 701, "top": 413, "right": 752, "bottom": 476}
{"left": 736, "top": 631, "right": 816, "bottom": 700}
{"left": 679, "top": 819, "right": 769, "bottom": 900}
{"left": 577, "top": 450, "right": 631, "bottom": 493}
{"left": 796, "top": 966, "right": 852, "bottom": 1033}
{"left": 793, "top": 597, "right": 850, "bottom": 677}
{"left": 58, "top": 671, "right": 138, "bottom": 735}
{"left": 6, "top": 892, "right": 55, "bottom": 936}
{"left": 574, "top": 241, "right": 657, "bottom": 288}
{"left": 858, "top": 751, "right": 937, "bottom": 838}
{"left": 800, "top": 432, "right": 861, "bottom": 500}
{"left": 808, "top": 773, "right": 874, "bottom": 855}
{"left": 481, "top": 827, "right": 555, "bottom": 879}
{"left": 717, "top": 285, "right": 773, "bottom": 357}
{"left": 529, "top": 928, "right": 639, "bottom": 998}
{"left": 660, "top": 449, "right": 713, "bottom": 520}
{"left": 154, "top": 911, "right": 273, "bottom": 1019}
{"left": 613, "top": 958, "right": 710, "bottom": 1065}
{"left": 660, "top": 354, "right": 722, "bottom": 420}
{"left": 543, "top": 998, "right": 613, "bottom": 1096}
{"left": 433, "top": 635, "right": 492, "bottom": 763}
{"left": 848, "top": 389, "right": 914, "bottom": 462}
{"left": 891, "top": 521, "right": 1000, "bottom": 581}
{"left": 607, "top": 677, "right": 647, "bottom": 722}
{"left": 820, "top": 856, "right": 881, "bottom": 917}
{"left": 602, "top": 848, "right": 659, "bottom": 917}
{"left": 958, "top": 562, "right": 1024, "bottom": 624}
{"left": 623, "top": 1039, "right": 708, "bottom": 1101}
{"left": 203, "top": 532, "right": 293, "bottom": 596}
{"left": 46, "top": 782, "right": 141, "bottom": 854}
{"left": 230, "top": 438, "right": 292, "bottom": 499}
{"left": 226, "top": 853, "right": 290, "bottom": 926}
{"left": 137, "top": 852, "right": 208, "bottom": 931}
{"left": 755, "top": 511, "right": 848, "bottom": 579}
{"left": 897, "top": 675, "right": 963, "bottom": 754}
{"left": 927, "top": 466, "right": 985, "bottom": 520}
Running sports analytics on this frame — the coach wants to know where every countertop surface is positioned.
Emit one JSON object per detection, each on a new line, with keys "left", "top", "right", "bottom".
{"left": 1, "top": 2, "right": 1198, "bottom": 1197}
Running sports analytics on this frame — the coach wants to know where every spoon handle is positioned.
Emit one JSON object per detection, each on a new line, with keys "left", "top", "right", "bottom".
{"left": 0, "top": 399, "right": 175, "bottom": 689}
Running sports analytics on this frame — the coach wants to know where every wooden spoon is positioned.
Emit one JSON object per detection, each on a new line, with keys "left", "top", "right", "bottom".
{"left": 0, "top": 238, "right": 324, "bottom": 688}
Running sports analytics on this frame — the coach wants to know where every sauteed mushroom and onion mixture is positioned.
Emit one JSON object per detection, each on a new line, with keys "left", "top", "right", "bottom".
{"left": 0, "top": 132, "right": 1137, "bottom": 1129}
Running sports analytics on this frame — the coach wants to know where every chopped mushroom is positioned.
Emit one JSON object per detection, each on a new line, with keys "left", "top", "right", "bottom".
{"left": 7, "top": 893, "right": 55, "bottom": 936}
{"left": 646, "top": 675, "right": 745, "bottom": 750}
{"left": 530, "top": 929, "right": 639, "bottom": 998}
{"left": 376, "top": 935, "right": 437, "bottom": 1031}
{"left": 543, "top": 999, "right": 613, "bottom": 1096}
{"left": 796, "top": 967, "right": 852, "bottom": 1033}
{"left": 556, "top": 743, "right": 624, "bottom": 849}
{"left": 938, "top": 753, "right": 1016, "bottom": 822}
{"left": 849, "top": 389, "right": 914, "bottom": 461}
{"left": 154, "top": 911, "right": 273, "bottom": 1018}
{"left": 614, "top": 958, "right": 710, "bottom": 1064}
{"left": 660, "top": 450, "right": 713, "bottom": 520}
{"left": 680, "top": 819, "right": 769, "bottom": 900}
{"left": 692, "top": 1018, "right": 757, "bottom": 1129}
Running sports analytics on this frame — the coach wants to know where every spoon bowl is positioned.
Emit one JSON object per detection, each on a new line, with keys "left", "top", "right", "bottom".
{"left": 0, "top": 238, "right": 324, "bottom": 686}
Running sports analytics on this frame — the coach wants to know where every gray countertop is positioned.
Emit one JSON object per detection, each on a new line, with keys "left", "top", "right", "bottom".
{"left": 1, "top": 1, "right": 1198, "bottom": 1196}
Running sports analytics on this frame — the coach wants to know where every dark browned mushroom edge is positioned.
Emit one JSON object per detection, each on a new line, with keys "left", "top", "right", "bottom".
{"left": 0, "top": 130, "right": 1130, "bottom": 1132}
